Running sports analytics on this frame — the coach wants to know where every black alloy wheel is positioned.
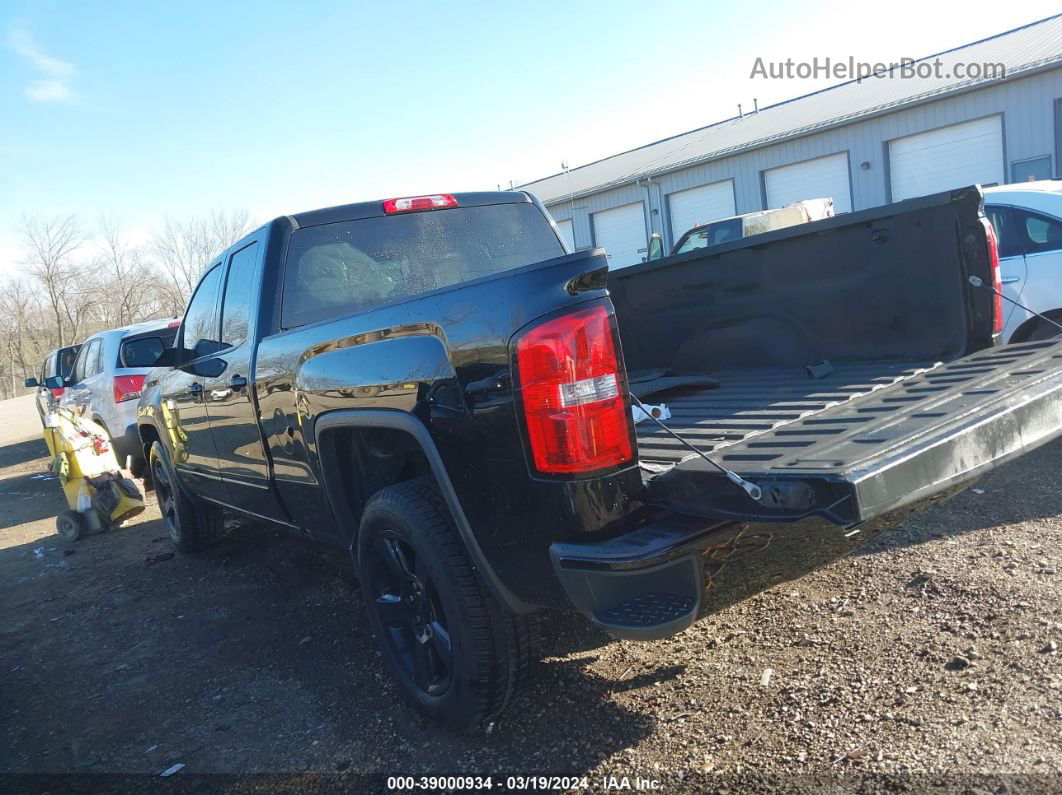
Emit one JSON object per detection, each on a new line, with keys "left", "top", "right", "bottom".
{"left": 147, "top": 441, "right": 222, "bottom": 552}
{"left": 364, "top": 531, "right": 453, "bottom": 696}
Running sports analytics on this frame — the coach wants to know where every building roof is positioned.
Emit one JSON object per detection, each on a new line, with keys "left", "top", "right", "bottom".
{"left": 520, "top": 14, "right": 1062, "bottom": 204}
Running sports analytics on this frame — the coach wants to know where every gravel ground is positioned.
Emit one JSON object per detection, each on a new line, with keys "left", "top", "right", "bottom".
{"left": 1, "top": 392, "right": 1060, "bottom": 793}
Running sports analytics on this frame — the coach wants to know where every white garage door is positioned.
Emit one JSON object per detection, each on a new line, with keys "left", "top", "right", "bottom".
{"left": 592, "top": 202, "right": 647, "bottom": 269}
{"left": 668, "top": 181, "right": 736, "bottom": 242}
{"left": 765, "top": 152, "right": 852, "bottom": 213}
{"left": 889, "top": 116, "right": 1003, "bottom": 201}
{"left": 554, "top": 218, "right": 575, "bottom": 251}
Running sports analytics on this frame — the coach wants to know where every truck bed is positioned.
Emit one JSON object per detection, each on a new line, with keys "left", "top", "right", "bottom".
{"left": 639, "top": 340, "right": 1062, "bottom": 527}
{"left": 636, "top": 360, "right": 935, "bottom": 467}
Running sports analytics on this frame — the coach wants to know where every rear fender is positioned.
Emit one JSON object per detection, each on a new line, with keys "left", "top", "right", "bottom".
{"left": 314, "top": 409, "right": 534, "bottom": 614}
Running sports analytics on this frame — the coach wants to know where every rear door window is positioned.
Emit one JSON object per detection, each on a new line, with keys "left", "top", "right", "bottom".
{"left": 72, "top": 339, "right": 100, "bottom": 383}
{"left": 984, "top": 205, "right": 1021, "bottom": 258}
{"left": 91, "top": 341, "right": 104, "bottom": 377}
{"left": 219, "top": 242, "right": 260, "bottom": 349}
{"left": 280, "top": 203, "right": 564, "bottom": 329}
{"left": 180, "top": 265, "right": 223, "bottom": 359}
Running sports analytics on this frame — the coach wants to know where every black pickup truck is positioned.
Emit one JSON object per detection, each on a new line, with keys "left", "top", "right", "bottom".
{"left": 137, "top": 187, "right": 1062, "bottom": 729}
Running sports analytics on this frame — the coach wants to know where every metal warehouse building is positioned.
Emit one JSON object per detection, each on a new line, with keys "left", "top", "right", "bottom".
{"left": 521, "top": 14, "right": 1062, "bottom": 269}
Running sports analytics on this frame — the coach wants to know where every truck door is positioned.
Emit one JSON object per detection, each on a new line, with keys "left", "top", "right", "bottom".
{"left": 199, "top": 237, "right": 289, "bottom": 524}
{"left": 161, "top": 263, "right": 226, "bottom": 499}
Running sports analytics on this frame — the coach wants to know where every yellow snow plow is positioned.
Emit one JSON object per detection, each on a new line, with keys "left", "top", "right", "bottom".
{"left": 42, "top": 406, "right": 145, "bottom": 541}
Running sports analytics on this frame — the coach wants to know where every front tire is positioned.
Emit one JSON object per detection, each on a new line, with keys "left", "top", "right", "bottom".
{"left": 357, "top": 478, "right": 540, "bottom": 730}
{"left": 148, "top": 441, "right": 223, "bottom": 552}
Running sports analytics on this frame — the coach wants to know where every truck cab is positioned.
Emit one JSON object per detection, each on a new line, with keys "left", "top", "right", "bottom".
{"left": 667, "top": 197, "right": 835, "bottom": 258}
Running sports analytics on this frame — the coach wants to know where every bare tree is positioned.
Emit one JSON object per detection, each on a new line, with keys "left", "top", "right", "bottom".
{"left": 0, "top": 207, "right": 253, "bottom": 400}
{"left": 96, "top": 215, "right": 160, "bottom": 326}
{"left": 19, "top": 213, "right": 86, "bottom": 346}
{"left": 209, "top": 208, "right": 255, "bottom": 255}
{"left": 59, "top": 264, "right": 98, "bottom": 343}
{"left": 151, "top": 209, "right": 254, "bottom": 306}
{"left": 0, "top": 278, "right": 49, "bottom": 399}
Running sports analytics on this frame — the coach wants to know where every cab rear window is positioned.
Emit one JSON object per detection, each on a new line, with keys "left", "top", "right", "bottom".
{"left": 280, "top": 203, "right": 564, "bottom": 329}
{"left": 120, "top": 329, "right": 178, "bottom": 368}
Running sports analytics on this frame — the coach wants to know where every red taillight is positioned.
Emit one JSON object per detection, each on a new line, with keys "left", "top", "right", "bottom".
{"left": 382, "top": 194, "right": 458, "bottom": 214}
{"left": 980, "top": 216, "right": 1003, "bottom": 334}
{"left": 514, "top": 305, "right": 634, "bottom": 475}
{"left": 51, "top": 387, "right": 65, "bottom": 398}
{"left": 113, "top": 374, "right": 146, "bottom": 403}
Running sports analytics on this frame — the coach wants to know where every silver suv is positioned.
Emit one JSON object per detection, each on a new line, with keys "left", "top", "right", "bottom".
{"left": 54, "top": 319, "right": 179, "bottom": 477}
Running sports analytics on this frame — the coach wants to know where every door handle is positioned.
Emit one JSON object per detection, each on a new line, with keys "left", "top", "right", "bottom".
{"left": 229, "top": 375, "right": 248, "bottom": 391}
{"left": 1001, "top": 275, "right": 1021, "bottom": 284}
{"left": 187, "top": 382, "right": 204, "bottom": 396}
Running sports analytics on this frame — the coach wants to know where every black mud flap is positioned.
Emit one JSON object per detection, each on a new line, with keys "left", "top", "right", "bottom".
{"left": 647, "top": 340, "right": 1062, "bottom": 526}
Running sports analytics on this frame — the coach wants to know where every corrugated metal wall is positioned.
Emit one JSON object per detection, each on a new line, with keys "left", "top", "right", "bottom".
{"left": 546, "top": 68, "right": 1062, "bottom": 252}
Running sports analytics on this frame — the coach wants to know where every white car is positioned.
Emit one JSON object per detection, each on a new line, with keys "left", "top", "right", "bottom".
{"left": 984, "top": 181, "right": 1062, "bottom": 342}
{"left": 56, "top": 319, "right": 180, "bottom": 477}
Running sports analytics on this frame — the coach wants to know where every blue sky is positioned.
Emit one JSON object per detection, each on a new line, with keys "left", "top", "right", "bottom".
{"left": 2, "top": 0, "right": 1059, "bottom": 273}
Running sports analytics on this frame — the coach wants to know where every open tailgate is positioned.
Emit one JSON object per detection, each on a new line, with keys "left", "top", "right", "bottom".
{"left": 647, "top": 339, "right": 1062, "bottom": 526}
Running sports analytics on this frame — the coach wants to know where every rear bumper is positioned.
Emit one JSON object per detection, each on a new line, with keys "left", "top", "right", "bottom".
{"left": 550, "top": 515, "right": 722, "bottom": 640}
{"left": 550, "top": 488, "right": 970, "bottom": 641}
{"left": 550, "top": 512, "right": 861, "bottom": 641}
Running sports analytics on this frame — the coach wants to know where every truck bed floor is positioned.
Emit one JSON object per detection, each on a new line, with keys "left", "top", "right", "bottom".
{"left": 636, "top": 360, "right": 936, "bottom": 468}
{"left": 639, "top": 341, "right": 1062, "bottom": 526}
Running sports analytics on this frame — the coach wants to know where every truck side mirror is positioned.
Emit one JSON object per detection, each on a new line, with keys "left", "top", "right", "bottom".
{"left": 44, "top": 376, "right": 65, "bottom": 389}
{"left": 24, "top": 377, "right": 39, "bottom": 388}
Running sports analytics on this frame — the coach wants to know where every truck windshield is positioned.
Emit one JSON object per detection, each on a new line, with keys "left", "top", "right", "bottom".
{"left": 281, "top": 202, "right": 565, "bottom": 329}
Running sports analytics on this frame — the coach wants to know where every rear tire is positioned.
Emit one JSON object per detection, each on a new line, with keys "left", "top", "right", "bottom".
{"left": 357, "top": 477, "right": 540, "bottom": 730}
{"left": 129, "top": 455, "right": 149, "bottom": 484}
{"left": 148, "top": 441, "right": 223, "bottom": 552}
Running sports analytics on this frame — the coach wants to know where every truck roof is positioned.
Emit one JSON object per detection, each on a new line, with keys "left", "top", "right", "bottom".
{"left": 984, "top": 179, "right": 1062, "bottom": 196}
{"left": 289, "top": 191, "right": 534, "bottom": 229}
